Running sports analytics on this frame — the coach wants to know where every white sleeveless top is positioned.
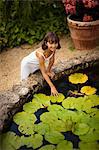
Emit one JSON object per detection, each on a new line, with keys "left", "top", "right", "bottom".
{"left": 21, "top": 48, "right": 54, "bottom": 80}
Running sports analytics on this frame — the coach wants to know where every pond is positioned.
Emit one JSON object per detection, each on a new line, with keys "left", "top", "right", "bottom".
{"left": 1, "top": 64, "right": 99, "bottom": 150}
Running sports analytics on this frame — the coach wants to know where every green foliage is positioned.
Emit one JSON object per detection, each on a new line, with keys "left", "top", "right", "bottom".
{"left": 39, "top": 144, "right": 56, "bottom": 150}
{"left": 45, "top": 131, "right": 65, "bottom": 144}
{"left": 56, "top": 140, "right": 73, "bottom": 150}
{"left": 79, "top": 141, "right": 99, "bottom": 150}
{"left": 0, "top": 0, "right": 67, "bottom": 51}
{"left": 1, "top": 91, "right": 99, "bottom": 149}
{"left": 50, "top": 93, "right": 65, "bottom": 103}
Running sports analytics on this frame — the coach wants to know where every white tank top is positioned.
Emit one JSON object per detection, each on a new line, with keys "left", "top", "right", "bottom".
{"left": 23, "top": 48, "right": 54, "bottom": 66}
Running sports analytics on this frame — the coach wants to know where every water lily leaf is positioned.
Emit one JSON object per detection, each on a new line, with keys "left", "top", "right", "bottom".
{"left": 34, "top": 93, "right": 51, "bottom": 107}
{"left": 81, "top": 86, "right": 97, "bottom": 95}
{"left": 39, "top": 145, "right": 56, "bottom": 150}
{"left": 40, "top": 112, "right": 58, "bottom": 123}
{"left": 13, "top": 111, "right": 36, "bottom": 126}
{"left": 56, "top": 140, "right": 73, "bottom": 150}
{"left": 49, "top": 119, "right": 67, "bottom": 132}
{"left": 34, "top": 122, "right": 50, "bottom": 135}
{"left": 50, "top": 93, "right": 65, "bottom": 103}
{"left": 21, "top": 134, "right": 43, "bottom": 149}
{"left": 62, "top": 97, "right": 77, "bottom": 109}
{"left": 79, "top": 128, "right": 99, "bottom": 142}
{"left": 23, "top": 98, "right": 43, "bottom": 113}
{"left": 1, "top": 132, "right": 21, "bottom": 150}
{"left": 48, "top": 104, "right": 64, "bottom": 112}
{"left": 45, "top": 131, "right": 64, "bottom": 144}
{"left": 18, "top": 123, "right": 35, "bottom": 135}
{"left": 69, "top": 73, "right": 88, "bottom": 84}
{"left": 79, "top": 141, "right": 99, "bottom": 150}
{"left": 73, "top": 123, "right": 90, "bottom": 135}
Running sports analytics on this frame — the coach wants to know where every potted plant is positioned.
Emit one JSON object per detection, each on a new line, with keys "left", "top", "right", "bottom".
{"left": 62, "top": 0, "right": 99, "bottom": 50}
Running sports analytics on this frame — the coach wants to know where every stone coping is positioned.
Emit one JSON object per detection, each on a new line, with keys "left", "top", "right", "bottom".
{"left": 0, "top": 50, "right": 99, "bottom": 133}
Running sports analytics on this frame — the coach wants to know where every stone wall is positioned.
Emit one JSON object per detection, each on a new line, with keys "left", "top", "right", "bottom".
{"left": 0, "top": 50, "right": 99, "bottom": 133}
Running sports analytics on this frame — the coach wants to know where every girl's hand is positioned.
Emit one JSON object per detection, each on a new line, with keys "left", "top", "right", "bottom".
{"left": 51, "top": 86, "right": 59, "bottom": 96}
{"left": 47, "top": 71, "right": 55, "bottom": 79}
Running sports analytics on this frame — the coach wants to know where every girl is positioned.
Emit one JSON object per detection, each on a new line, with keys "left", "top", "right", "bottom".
{"left": 21, "top": 32, "right": 61, "bottom": 96}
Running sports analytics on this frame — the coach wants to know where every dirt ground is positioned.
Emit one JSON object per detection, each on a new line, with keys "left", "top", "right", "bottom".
{"left": 0, "top": 35, "right": 98, "bottom": 92}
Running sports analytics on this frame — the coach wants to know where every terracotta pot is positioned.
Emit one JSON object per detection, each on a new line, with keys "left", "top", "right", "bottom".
{"left": 67, "top": 15, "right": 99, "bottom": 50}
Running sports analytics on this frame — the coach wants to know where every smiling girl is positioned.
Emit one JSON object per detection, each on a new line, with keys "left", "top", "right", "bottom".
{"left": 21, "top": 32, "right": 61, "bottom": 95}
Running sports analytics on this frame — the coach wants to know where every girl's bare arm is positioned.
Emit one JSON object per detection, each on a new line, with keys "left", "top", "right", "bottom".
{"left": 47, "top": 53, "right": 55, "bottom": 73}
{"left": 38, "top": 55, "right": 58, "bottom": 95}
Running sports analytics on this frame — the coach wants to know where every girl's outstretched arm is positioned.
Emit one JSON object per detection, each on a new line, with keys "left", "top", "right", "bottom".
{"left": 38, "top": 55, "right": 58, "bottom": 96}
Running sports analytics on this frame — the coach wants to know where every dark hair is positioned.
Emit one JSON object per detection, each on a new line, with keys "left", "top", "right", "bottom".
{"left": 42, "top": 32, "right": 61, "bottom": 50}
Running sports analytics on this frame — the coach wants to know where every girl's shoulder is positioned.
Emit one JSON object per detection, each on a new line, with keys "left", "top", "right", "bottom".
{"left": 36, "top": 47, "right": 45, "bottom": 59}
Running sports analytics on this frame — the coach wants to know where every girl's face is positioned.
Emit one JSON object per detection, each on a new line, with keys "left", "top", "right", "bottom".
{"left": 47, "top": 41, "right": 58, "bottom": 52}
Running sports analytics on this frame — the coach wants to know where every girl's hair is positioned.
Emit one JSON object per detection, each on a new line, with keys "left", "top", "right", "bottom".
{"left": 42, "top": 32, "right": 61, "bottom": 50}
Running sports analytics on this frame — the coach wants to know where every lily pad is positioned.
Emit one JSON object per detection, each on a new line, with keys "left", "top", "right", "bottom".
{"left": 45, "top": 131, "right": 65, "bottom": 144}
{"left": 1, "top": 132, "right": 21, "bottom": 150}
{"left": 23, "top": 98, "right": 43, "bottom": 113}
{"left": 50, "top": 93, "right": 65, "bottom": 103}
{"left": 34, "top": 93, "right": 51, "bottom": 107}
{"left": 73, "top": 123, "right": 90, "bottom": 135}
{"left": 34, "top": 122, "right": 50, "bottom": 135}
{"left": 21, "top": 134, "right": 43, "bottom": 149}
{"left": 56, "top": 140, "right": 73, "bottom": 150}
{"left": 81, "top": 86, "right": 97, "bottom": 95}
{"left": 13, "top": 111, "right": 37, "bottom": 126}
{"left": 39, "top": 145, "right": 56, "bottom": 150}
{"left": 79, "top": 141, "right": 99, "bottom": 150}
{"left": 69, "top": 73, "right": 88, "bottom": 84}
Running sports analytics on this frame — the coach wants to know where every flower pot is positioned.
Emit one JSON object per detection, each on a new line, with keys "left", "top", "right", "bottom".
{"left": 67, "top": 15, "right": 99, "bottom": 50}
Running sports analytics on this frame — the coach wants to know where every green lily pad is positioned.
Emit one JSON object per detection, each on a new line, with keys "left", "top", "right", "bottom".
{"left": 23, "top": 98, "right": 43, "bottom": 113}
{"left": 39, "top": 145, "right": 56, "bottom": 150}
{"left": 79, "top": 141, "right": 99, "bottom": 150}
{"left": 56, "top": 140, "right": 73, "bottom": 150}
{"left": 18, "top": 123, "right": 35, "bottom": 135}
{"left": 21, "top": 134, "right": 43, "bottom": 149}
{"left": 79, "top": 128, "right": 99, "bottom": 142}
{"left": 45, "top": 131, "right": 65, "bottom": 144}
{"left": 47, "top": 104, "right": 64, "bottom": 112}
{"left": 34, "top": 93, "right": 51, "bottom": 107}
{"left": 73, "top": 123, "right": 90, "bottom": 135}
{"left": 1, "top": 132, "right": 21, "bottom": 150}
{"left": 13, "top": 111, "right": 36, "bottom": 126}
{"left": 50, "top": 93, "right": 65, "bottom": 103}
{"left": 40, "top": 112, "right": 58, "bottom": 123}
{"left": 34, "top": 122, "right": 50, "bottom": 135}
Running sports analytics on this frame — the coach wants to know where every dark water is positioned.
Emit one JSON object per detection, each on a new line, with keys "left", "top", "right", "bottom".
{"left": 4, "top": 65, "right": 99, "bottom": 150}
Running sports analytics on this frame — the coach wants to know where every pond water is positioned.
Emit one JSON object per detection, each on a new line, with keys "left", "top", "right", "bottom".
{"left": 1, "top": 64, "right": 99, "bottom": 150}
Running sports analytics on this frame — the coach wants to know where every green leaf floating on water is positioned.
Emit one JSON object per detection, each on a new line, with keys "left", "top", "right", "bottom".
{"left": 18, "top": 123, "right": 35, "bottom": 135}
{"left": 62, "top": 95, "right": 99, "bottom": 112}
{"left": 39, "top": 145, "right": 56, "bottom": 150}
{"left": 68, "top": 73, "right": 88, "bottom": 84}
{"left": 79, "top": 128, "right": 99, "bottom": 142}
{"left": 34, "top": 93, "right": 51, "bottom": 107}
{"left": 1, "top": 132, "right": 21, "bottom": 150}
{"left": 56, "top": 140, "right": 73, "bottom": 150}
{"left": 48, "top": 104, "right": 64, "bottom": 112}
{"left": 45, "top": 131, "right": 65, "bottom": 144}
{"left": 23, "top": 98, "right": 43, "bottom": 113}
{"left": 79, "top": 141, "right": 99, "bottom": 150}
{"left": 34, "top": 122, "right": 50, "bottom": 135}
{"left": 73, "top": 123, "right": 90, "bottom": 136}
{"left": 40, "top": 112, "right": 58, "bottom": 123}
{"left": 50, "top": 93, "right": 65, "bottom": 103}
{"left": 13, "top": 111, "right": 37, "bottom": 126}
{"left": 21, "top": 134, "right": 43, "bottom": 149}
{"left": 13, "top": 111, "right": 37, "bottom": 135}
